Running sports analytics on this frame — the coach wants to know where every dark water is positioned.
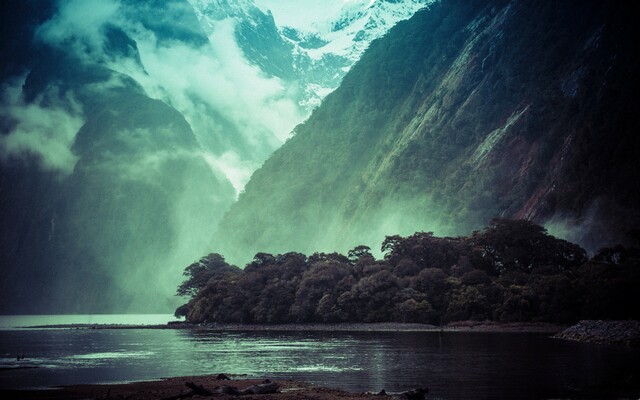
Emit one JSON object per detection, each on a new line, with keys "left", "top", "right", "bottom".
{"left": 1, "top": 327, "right": 639, "bottom": 399}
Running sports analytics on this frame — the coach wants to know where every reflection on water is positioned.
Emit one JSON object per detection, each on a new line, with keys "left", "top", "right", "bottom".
{"left": 0, "top": 327, "right": 638, "bottom": 399}
{"left": 70, "top": 351, "right": 156, "bottom": 360}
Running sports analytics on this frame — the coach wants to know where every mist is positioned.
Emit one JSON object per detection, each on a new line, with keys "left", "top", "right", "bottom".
{"left": 1, "top": 0, "right": 439, "bottom": 313}
{"left": 544, "top": 198, "right": 640, "bottom": 257}
{"left": 0, "top": 76, "right": 84, "bottom": 174}
{"left": 37, "top": 0, "right": 304, "bottom": 194}
{"left": 0, "top": 0, "right": 308, "bottom": 313}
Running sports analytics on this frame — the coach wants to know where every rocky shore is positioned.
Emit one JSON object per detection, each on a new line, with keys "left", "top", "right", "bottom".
{"left": 554, "top": 320, "right": 640, "bottom": 347}
{"left": 0, "top": 376, "right": 413, "bottom": 400}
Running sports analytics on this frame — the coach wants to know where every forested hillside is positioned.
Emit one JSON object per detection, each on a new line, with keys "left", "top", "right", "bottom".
{"left": 214, "top": 0, "right": 640, "bottom": 265}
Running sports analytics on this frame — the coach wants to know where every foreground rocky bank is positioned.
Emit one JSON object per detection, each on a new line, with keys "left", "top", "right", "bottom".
{"left": 554, "top": 320, "right": 640, "bottom": 347}
{"left": 0, "top": 376, "right": 418, "bottom": 400}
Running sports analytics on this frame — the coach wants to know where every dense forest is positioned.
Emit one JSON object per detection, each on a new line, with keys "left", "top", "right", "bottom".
{"left": 176, "top": 219, "right": 640, "bottom": 324}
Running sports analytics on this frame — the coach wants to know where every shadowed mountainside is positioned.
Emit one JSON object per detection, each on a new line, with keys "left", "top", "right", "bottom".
{"left": 214, "top": 0, "right": 640, "bottom": 265}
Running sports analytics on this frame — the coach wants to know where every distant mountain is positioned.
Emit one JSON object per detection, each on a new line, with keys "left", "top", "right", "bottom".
{"left": 214, "top": 0, "right": 640, "bottom": 265}
{"left": 190, "top": 0, "right": 430, "bottom": 109}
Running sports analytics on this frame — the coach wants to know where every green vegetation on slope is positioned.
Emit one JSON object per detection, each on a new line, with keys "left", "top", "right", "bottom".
{"left": 214, "top": 0, "right": 640, "bottom": 265}
{"left": 177, "top": 219, "right": 640, "bottom": 324}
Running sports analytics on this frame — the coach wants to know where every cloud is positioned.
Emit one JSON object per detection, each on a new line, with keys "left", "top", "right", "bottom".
{"left": 101, "top": 10, "right": 305, "bottom": 194}
{"left": 120, "top": 17, "right": 303, "bottom": 142}
{"left": 34, "top": 0, "right": 305, "bottom": 194}
{"left": 36, "top": 0, "right": 119, "bottom": 61}
{"left": 0, "top": 76, "right": 84, "bottom": 174}
{"left": 544, "top": 197, "right": 640, "bottom": 256}
{"left": 201, "top": 150, "right": 254, "bottom": 197}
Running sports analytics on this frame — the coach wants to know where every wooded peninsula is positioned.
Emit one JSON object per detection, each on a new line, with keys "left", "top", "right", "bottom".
{"left": 175, "top": 219, "right": 640, "bottom": 325}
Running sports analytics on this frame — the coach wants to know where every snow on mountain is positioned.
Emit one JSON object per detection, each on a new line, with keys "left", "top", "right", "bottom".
{"left": 291, "top": 0, "right": 431, "bottom": 63}
{"left": 189, "top": 0, "right": 266, "bottom": 31}
{"left": 284, "top": 0, "right": 433, "bottom": 108}
{"left": 253, "top": 0, "right": 370, "bottom": 31}
{"left": 189, "top": 0, "right": 432, "bottom": 110}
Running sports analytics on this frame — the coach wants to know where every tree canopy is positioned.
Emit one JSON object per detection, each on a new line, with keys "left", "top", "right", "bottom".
{"left": 176, "top": 253, "right": 240, "bottom": 298}
{"left": 177, "top": 219, "right": 639, "bottom": 324}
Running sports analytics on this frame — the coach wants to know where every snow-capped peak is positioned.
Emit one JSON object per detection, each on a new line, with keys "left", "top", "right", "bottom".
{"left": 301, "top": 2, "right": 412, "bottom": 62}
{"left": 254, "top": 0, "right": 375, "bottom": 33}
{"left": 189, "top": 0, "right": 432, "bottom": 110}
{"left": 189, "top": 0, "right": 260, "bottom": 20}
{"left": 281, "top": 0, "right": 433, "bottom": 108}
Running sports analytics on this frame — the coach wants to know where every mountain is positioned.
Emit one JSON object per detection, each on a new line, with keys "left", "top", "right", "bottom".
{"left": 0, "top": 0, "right": 236, "bottom": 313}
{"left": 277, "top": 0, "right": 432, "bottom": 109}
{"left": 189, "top": 0, "right": 296, "bottom": 80}
{"left": 214, "top": 0, "right": 640, "bottom": 265}
{"left": 0, "top": 0, "right": 428, "bottom": 313}
{"left": 191, "top": 0, "right": 431, "bottom": 109}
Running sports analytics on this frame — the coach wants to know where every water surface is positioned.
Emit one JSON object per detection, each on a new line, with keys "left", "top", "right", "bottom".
{"left": 0, "top": 319, "right": 638, "bottom": 399}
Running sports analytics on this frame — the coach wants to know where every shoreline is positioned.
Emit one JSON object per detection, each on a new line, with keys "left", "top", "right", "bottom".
{"left": 20, "top": 321, "right": 565, "bottom": 333}
{"left": 0, "top": 375, "right": 386, "bottom": 400}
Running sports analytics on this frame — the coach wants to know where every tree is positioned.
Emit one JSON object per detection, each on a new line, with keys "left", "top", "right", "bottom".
{"left": 470, "top": 218, "right": 587, "bottom": 275}
{"left": 291, "top": 260, "right": 354, "bottom": 322}
{"left": 245, "top": 252, "right": 276, "bottom": 272}
{"left": 383, "top": 231, "right": 467, "bottom": 270}
{"left": 444, "top": 286, "right": 491, "bottom": 322}
{"left": 348, "top": 245, "right": 373, "bottom": 263}
{"left": 394, "top": 288, "right": 434, "bottom": 323}
{"left": 176, "top": 253, "right": 240, "bottom": 298}
{"left": 176, "top": 219, "right": 638, "bottom": 325}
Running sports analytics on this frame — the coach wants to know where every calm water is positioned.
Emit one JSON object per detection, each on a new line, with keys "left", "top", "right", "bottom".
{"left": 1, "top": 316, "right": 639, "bottom": 399}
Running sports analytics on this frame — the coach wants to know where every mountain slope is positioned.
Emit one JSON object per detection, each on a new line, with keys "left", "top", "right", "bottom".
{"left": 214, "top": 0, "right": 640, "bottom": 264}
{"left": 0, "top": 1, "right": 235, "bottom": 313}
{"left": 0, "top": 0, "right": 430, "bottom": 313}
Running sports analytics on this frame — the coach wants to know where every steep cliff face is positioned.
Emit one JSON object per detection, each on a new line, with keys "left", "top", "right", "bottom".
{"left": 215, "top": 0, "right": 640, "bottom": 264}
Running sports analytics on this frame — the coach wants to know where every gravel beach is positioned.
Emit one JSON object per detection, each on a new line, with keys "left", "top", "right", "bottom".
{"left": 1, "top": 376, "right": 392, "bottom": 400}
